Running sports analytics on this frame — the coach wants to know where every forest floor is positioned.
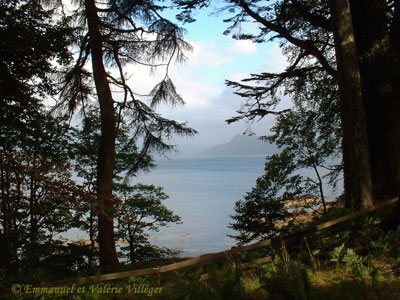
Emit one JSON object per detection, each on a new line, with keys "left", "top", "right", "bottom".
{"left": 1, "top": 205, "right": 400, "bottom": 299}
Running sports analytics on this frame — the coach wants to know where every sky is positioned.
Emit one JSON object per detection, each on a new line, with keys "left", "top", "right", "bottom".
{"left": 121, "top": 5, "right": 290, "bottom": 147}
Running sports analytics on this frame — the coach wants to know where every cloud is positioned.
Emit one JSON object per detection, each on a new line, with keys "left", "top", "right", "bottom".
{"left": 152, "top": 86, "right": 278, "bottom": 146}
{"left": 230, "top": 40, "right": 258, "bottom": 54}
{"left": 110, "top": 38, "right": 288, "bottom": 146}
{"left": 260, "top": 43, "right": 288, "bottom": 73}
{"left": 187, "top": 41, "right": 233, "bottom": 69}
{"left": 115, "top": 39, "right": 230, "bottom": 108}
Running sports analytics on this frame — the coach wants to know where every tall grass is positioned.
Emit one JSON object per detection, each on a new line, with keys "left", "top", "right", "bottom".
{"left": 2, "top": 206, "right": 400, "bottom": 300}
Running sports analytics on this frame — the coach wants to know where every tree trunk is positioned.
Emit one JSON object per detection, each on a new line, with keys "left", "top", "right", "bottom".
{"left": 329, "top": 0, "right": 374, "bottom": 210}
{"left": 313, "top": 164, "right": 326, "bottom": 214}
{"left": 349, "top": 0, "right": 400, "bottom": 202}
{"left": 379, "top": 0, "right": 400, "bottom": 229}
{"left": 84, "top": 0, "right": 119, "bottom": 266}
{"left": 88, "top": 199, "right": 95, "bottom": 268}
{"left": 129, "top": 240, "right": 135, "bottom": 265}
{"left": 0, "top": 230, "right": 10, "bottom": 274}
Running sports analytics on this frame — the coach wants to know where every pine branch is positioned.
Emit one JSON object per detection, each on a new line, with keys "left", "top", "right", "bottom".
{"left": 238, "top": 0, "right": 337, "bottom": 78}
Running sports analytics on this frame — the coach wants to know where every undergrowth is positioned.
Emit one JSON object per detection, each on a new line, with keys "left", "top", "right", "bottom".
{"left": 1, "top": 206, "right": 400, "bottom": 299}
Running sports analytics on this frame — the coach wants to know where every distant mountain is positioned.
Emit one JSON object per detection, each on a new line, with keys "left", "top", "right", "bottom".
{"left": 167, "top": 144, "right": 208, "bottom": 157}
{"left": 199, "top": 134, "right": 277, "bottom": 156}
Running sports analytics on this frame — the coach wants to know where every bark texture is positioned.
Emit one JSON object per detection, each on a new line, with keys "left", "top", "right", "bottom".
{"left": 330, "top": 0, "right": 374, "bottom": 210}
{"left": 0, "top": 230, "right": 10, "bottom": 273}
{"left": 85, "top": 0, "right": 119, "bottom": 266}
{"left": 378, "top": 0, "right": 400, "bottom": 229}
{"left": 350, "top": 0, "right": 400, "bottom": 201}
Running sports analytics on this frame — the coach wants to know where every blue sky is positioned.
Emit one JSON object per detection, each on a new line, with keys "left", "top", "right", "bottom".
{"left": 125, "top": 5, "right": 289, "bottom": 147}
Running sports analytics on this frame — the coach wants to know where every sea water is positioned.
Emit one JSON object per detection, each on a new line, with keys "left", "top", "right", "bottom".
{"left": 132, "top": 155, "right": 266, "bottom": 257}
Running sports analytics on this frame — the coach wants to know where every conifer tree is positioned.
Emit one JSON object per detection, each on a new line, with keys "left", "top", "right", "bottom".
{"left": 175, "top": 0, "right": 400, "bottom": 213}
{"left": 58, "top": 0, "right": 196, "bottom": 266}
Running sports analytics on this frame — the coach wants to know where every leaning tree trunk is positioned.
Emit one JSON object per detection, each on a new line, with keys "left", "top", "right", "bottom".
{"left": 85, "top": 0, "right": 119, "bottom": 266}
{"left": 329, "top": 0, "right": 374, "bottom": 211}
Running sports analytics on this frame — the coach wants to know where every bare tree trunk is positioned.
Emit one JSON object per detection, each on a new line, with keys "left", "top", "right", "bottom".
{"left": 380, "top": 0, "right": 400, "bottom": 230}
{"left": 84, "top": 0, "right": 119, "bottom": 266}
{"left": 312, "top": 163, "right": 326, "bottom": 214}
{"left": 0, "top": 230, "right": 10, "bottom": 274}
{"left": 88, "top": 198, "right": 95, "bottom": 267}
{"left": 349, "top": 0, "right": 400, "bottom": 202}
{"left": 129, "top": 240, "right": 135, "bottom": 265}
{"left": 330, "top": 0, "right": 374, "bottom": 210}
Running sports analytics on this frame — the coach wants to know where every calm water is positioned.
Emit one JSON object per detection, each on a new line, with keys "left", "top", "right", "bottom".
{"left": 132, "top": 155, "right": 266, "bottom": 257}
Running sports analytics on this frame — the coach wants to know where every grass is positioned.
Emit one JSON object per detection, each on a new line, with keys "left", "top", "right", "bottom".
{"left": 1, "top": 207, "right": 400, "bottom": 299}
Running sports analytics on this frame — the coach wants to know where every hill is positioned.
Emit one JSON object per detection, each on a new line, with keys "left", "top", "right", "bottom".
{"left": 198, "top": 134, "right": 277, "bottom": 156}
{"left": 167, "top": 144, "right": 208, "bottom": 158}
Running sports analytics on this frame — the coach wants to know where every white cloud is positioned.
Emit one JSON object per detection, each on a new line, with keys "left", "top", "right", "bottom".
{"left": 260, "top": 43, "right": 288, "bottom": 73}
{"left": 113, "top": 40, "right": 230, "bottom": 108}
{"left": 230, "top": 40, "right": 258, "bottom": 54}
{"left": 186, "top": 41, "right": 232, "bottom": 69}
{"left": 109, "top": 39, "right": 287, "bottom": 146}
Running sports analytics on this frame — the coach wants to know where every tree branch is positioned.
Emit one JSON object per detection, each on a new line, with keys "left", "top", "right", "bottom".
{"left": 290, "top": 0, "right": 332, "bottom": 31}
{"left": 238, "top": 0, "right": 337, "bottom": 78}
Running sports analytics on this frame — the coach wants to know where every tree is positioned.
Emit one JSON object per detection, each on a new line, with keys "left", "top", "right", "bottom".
{"left": 229, "top": 102, "right": 341, "bottom": 244}
{"left": 115, "top": 183, "right": 181, "bottom": 263}
{"left": 348, "top": 0, "right": 400, "bottom": 227}
{"left": 220, "top": 0, "right": 371, "bottom": 210}
{"left": 348, "top": 0, "right": 400, "bottom": 203}
{"left": 329, "top": 0, "right": 373, "bottom": 210}
{"left": 175, "top": 0, "right": 400, "bottom": 212}
{"left": 0, "top": 0, "right": 72, "bottom": 125}
{"left": 71, "top": 107, "right": 154, "bottom": 266}
{"left": 1, "top": 0, "right": 74, "bottom": 274}
{"left": 267, "top": 108, "right": 341, "bottom": 213}
{"left": 58, "top": 0, "right": 197, "bottom": 266}
{"left": 0, "top": 108, "right": 83, "bottom": 274}
{"left": 72, "top": 106, "right": 180, "bottom": 264}
{"left": 229, "top": 177, "right": 291, "bottom": 245}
